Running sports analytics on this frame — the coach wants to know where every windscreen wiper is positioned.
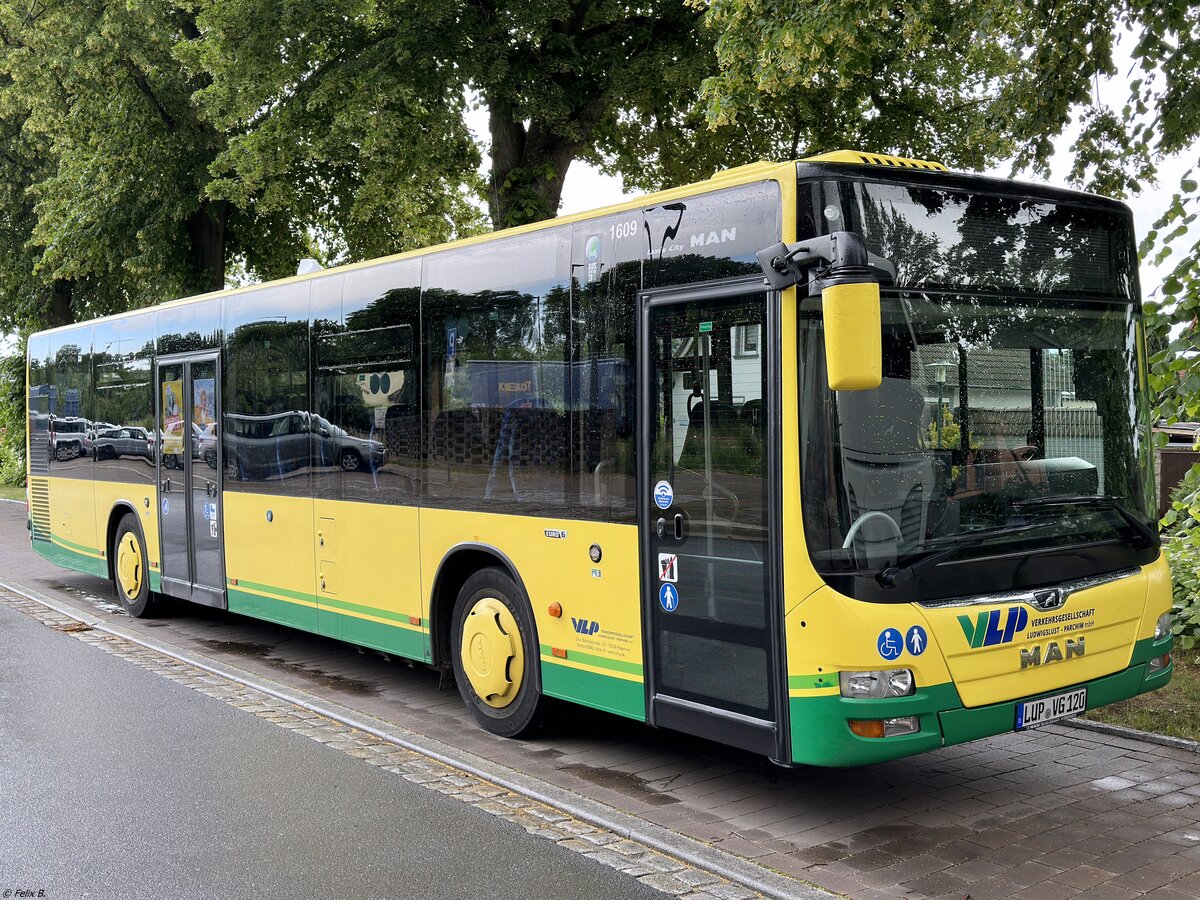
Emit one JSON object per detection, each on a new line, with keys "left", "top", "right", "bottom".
{"left": 877, "top": 522, "right": 1049, "bottom": 588}
{"left": 1011, "top": 494, "right": 1160, "bottom": 548}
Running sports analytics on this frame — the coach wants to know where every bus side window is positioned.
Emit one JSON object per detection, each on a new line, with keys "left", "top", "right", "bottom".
{"left": 570, "top": 221, "right": 639, "bottom": 524}
{"left": 223, "top": 287, "right": 310, "bottom": 494}
{"left": 422, "top": 232, "right": 572, "bottom": 517}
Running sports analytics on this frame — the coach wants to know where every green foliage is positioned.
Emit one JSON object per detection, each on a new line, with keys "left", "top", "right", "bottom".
{"left": 1170, "top": 533, "right": 1200, "bottom": 655}
{"left": 185, "top": 0, "right": 487, "bottom": 262}
{"left": 693, "top": 0, "right": 1024, "bottom": 174}
{"left": 925, "top": 405, "right": 979, "bottom": 451}
{"left": 0, "top": 353, "right": 25, "bottom": 486}
{"left": 191, "top": 0, "right": 707, "bottom": 232}
{"left": 1164, "top": 462, "right": 1200, "bottom": 656}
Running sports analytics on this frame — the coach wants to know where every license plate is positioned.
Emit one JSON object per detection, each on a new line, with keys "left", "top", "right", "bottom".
{"left": 1015, "top": 687, "right": 1087, "bottom": 730}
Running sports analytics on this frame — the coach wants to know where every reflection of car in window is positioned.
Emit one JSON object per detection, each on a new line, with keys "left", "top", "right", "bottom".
{"left": 199, "top": 423, "right": 218, "bottom": 469}
{"left": 224, "top": 411, "right": 386, "bottom": 479}
{"left": 160, "top": 421, "right": 202, "bottom": 469}
{"left": 49, "top": 416, "right": 90, "bottom": 460}
{"left": 93, "top": 426, "right": 154, "bottom": 461}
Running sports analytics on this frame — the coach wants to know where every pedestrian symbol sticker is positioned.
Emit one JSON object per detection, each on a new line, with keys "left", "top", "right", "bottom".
{"left": 658, "top": 553, "right": 678, "bottom": 583}
{"left": 877, "top": 628, "right": 903, "bottom": 662}
{"left": 161, "top": 498, "right": 169, "bottom": 516}
{"left": 659, "top": 583, "right": 680, "bottom": 612}
{"left": 906, "top": 625, "right": 928, "bottom": 657}
{"left": 653, "top": 480, "right": 673, "bottom": 510}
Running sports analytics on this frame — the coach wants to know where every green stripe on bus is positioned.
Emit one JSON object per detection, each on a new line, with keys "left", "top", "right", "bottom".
{"left": 315, "top": 594, "right": 428, "bottom": 630}
{"left": 538, "top": 644, "right": 643, "bottom": 677}
{"left": 316, "top": 609, "right": 432, "bottom": 663}
{"left": 229, "top": 577, "right": 318, "bottom": 606}
{"left": 32, "top": 537, "right": 107, "bottom": 580}
{"left": 228, "top": 586, "right": 318, "bottom": 633}
{"left": 51, "top": 533, "right": 102, "bottom": 557}
{"left": 227, "top": 587, "right": 432, "bottom": 664}
{"left": 788, "top": 673, "right": 836, "bottom": 691}
{"left": 541, "top": 660, "right": 646, "bottom": 722}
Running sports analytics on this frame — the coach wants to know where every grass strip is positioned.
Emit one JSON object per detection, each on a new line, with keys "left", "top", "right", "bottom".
{"left": 1086, "top": 658, "right": 1200, "bottom": 741}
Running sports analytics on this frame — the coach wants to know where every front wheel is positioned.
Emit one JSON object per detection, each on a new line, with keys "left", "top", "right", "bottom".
{"left": 339, "top": 449, "right": 361, "bottom": 472}
{"left": 111, "top": 513, "right": 158, "bottom": 617}
{"left": 450, "top": 567, "right": 545, "bottom": 738}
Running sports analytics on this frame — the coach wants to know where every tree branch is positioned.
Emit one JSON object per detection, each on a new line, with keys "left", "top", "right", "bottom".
{"left": 123, "top": 59, "right": 176, "bottom": 131}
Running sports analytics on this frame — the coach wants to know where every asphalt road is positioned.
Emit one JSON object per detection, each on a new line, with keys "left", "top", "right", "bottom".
{"left": 0, "top": 597, "right": 664, "bottom": 900}
{"left": 9, "top": 500, "right": 1200, "bottom": 899}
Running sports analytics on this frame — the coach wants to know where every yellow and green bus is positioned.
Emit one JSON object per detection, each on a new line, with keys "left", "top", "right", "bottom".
{"left": 25, "top": 151, "right": 1173, "bottom": 766}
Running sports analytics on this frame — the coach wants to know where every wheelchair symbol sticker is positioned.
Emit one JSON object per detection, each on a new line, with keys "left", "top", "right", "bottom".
{"left": 877, "top": 628, "right": 904, "bottom": 662}
{"left": 659, "top": 583, "right": 680, "bottom": 612}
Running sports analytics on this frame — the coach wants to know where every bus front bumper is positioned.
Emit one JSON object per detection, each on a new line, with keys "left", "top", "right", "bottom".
{"left": 789, "top": 635, "right": 1173, "bottom": 768}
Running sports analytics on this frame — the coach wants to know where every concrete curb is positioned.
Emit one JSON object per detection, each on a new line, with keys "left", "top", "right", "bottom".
{"left": 1063, "top": 715, "right": 1200, "bottom": 753}
{"left": 0, "top": 578, "right": 836, "bottom": 900}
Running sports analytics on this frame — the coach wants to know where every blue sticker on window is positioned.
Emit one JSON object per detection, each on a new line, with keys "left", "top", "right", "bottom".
{"left": 659, "top": 583, "right": 680, "bottom": 612}
{"left": 906, "top": 625, "right": 928, "bottom": 657}
{"left": 877, "top": 628, "right": 903, "bottom": 662}
{"left": 161, "top": 498, "right": 169, "bottom": 516}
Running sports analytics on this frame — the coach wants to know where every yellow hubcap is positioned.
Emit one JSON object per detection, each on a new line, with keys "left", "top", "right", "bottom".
{"left": 116, "top": 533, "right": 143, "bottom": 600}
{"left": 460, "top": 597, "right": 524, "bottom": 709}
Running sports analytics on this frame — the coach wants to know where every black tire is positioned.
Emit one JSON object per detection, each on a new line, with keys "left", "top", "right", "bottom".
{"left": 339, "top": 448, "right": 361, "bottom": 472}
{"left": 111, "top": 513, "right": 157, "bottom": 617}
{"left": 450, "top": 567, "right": 545, "bottom": 738}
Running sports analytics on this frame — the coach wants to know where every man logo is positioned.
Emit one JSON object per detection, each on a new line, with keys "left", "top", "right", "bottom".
{"left": 957, "top": 606, "right": 1028, "bottom": 648}
{"left": 1029, "top": 589, "right": 1065, "bottom": 612}
{"left": 1021, "top": 638, "right": 1085, "bottom": 669}
{"left": 571, "top": 618, "right": 600, "bottom": 636}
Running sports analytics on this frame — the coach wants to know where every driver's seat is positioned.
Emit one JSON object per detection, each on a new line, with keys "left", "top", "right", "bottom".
{"left": 837, "top": 378, "right": 935, "bottom": 563}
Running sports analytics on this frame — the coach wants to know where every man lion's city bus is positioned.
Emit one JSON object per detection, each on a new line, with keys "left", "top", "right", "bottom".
{"left": 25, "top": 151, "right": 1173, "bottom": 766}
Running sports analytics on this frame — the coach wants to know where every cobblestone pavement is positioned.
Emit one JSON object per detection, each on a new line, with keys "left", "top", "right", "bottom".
{"left": 0, "top": 587, "right": 781, "bottom": 900}
{"left": 5, "top": 507, "right": 1200, "bottom": 899}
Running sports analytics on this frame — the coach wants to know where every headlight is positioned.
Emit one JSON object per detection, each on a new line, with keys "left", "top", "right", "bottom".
{"left": 1155, "top": 612, "right": 1172, "bottom": 640}
{"left": 839, "top": 669, "right": 915, "bottom": 699}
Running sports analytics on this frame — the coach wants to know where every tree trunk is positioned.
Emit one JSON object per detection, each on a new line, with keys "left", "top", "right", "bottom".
{"left": 488, "top": 100, "right": 579, "bottom": 229}
{"left": 47, "top": 279, "right": 73, "bottom": 328}
{"left": 186, "top": 200, "right": 228, "bottom": 293}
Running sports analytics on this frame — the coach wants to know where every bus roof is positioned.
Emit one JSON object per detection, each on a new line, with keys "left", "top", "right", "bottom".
{"left": 39, "top": 148, "right": 1091, "bottom": 338}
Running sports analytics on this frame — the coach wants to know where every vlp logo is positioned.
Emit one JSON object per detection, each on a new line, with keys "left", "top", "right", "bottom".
{"left": 957, "top": 606, "right": 1029, "bottom": 649}
{"left": 572, "top": 618, "right": 601, "bottom": 636}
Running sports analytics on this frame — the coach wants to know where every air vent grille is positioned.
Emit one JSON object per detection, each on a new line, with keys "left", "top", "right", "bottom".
{"left": 804, "top": 150, "right": 948, "bottom": 171}
{"left": 29, "top": 477, "right": 50, "bottom": 541}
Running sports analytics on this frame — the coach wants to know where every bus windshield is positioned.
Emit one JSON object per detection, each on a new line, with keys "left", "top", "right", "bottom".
{"left": 799, "top": 291, "right": 1158, "bottom": 604}
{"left": 802, "top": 176, "right": 1136, "bottom": 298}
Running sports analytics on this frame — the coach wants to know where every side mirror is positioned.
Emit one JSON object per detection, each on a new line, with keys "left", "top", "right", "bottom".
{"left": 757, "top": 231, "right": 889, "bottom": 393}
{"left": 822, "top": 281, "right": 882, "bottom": 391}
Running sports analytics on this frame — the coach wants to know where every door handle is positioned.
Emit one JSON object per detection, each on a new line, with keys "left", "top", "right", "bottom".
{"left": 673, "top": 513, "right": 685, "bottom": 541}
{"left": 206, "top": 481, "right": 216, "bottom": 497}
{"left": 160, "top": 479, "right": 171, "bottom": 493}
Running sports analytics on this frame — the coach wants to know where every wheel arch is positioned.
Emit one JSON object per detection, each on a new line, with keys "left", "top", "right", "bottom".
{"left": 428, "top": 543, "right": 540, "bottom": 687}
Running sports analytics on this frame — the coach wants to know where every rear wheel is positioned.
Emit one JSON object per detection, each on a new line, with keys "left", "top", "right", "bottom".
{"left": 451, "top": 567, "right": 545, "bottom": 738}
{"left": 112, "top": 513, "right": 157, "bottom": 617}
